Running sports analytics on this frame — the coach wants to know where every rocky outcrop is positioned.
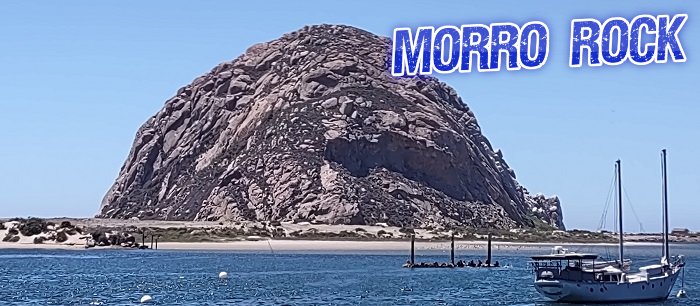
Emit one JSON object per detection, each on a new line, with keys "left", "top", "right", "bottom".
{"left": 98, "top": 25, "right": 564, "bottom": 230}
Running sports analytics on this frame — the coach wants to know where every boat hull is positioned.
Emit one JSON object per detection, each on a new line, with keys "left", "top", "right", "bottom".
{"left": 534, "top": 271, "right": 679, "bottom": 303}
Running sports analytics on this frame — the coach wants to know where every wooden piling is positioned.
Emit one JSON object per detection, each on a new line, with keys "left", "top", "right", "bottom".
{"left": 450, "top": 232, "right": 455, "bottom": 265}
{"left": 150, "top": 235, "right": 154, "bottom": 249}
{"left": 155, "top": 236, "right": 159, "bottom": 250}
{"left": 403, "top": 231, "right": 505, "bottom": 269}
{"left": 487, "top": 233, "right": 492, "bottom": 266}
{"left": 410, "top": 234, "right": 415, "bottom": 265}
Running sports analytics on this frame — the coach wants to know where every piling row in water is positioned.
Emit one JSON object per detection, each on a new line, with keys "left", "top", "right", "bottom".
{"left": 403, "top": 233, "right": 501, "bottom": 268}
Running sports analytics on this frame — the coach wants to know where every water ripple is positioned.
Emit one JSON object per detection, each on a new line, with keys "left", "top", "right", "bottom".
{"left": 0, "top": 246, "right": 698, "bottom": 305}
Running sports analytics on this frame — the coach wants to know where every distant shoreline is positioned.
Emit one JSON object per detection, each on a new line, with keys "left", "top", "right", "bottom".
{"left": 0, "top": 239, "right": 687, "bottom": 252}
{"left": 154, "top": 239, "right": 678, "bottom": 252}
{"left": 1, "top": 217, "right": 698, "bottom": 252}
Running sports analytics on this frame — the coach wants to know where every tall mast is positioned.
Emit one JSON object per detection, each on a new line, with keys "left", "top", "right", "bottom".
{"left": 616, "top": 160, "right": 624, "bottom": 263}
{"left": 662, "top": 149, "right": 670, "bottom": 262}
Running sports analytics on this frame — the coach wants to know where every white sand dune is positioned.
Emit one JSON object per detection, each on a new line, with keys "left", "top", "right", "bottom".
{"left": 0, "top": 218, "right": 671, "bottom": 252}
{"left": 0, "top": 221, "right": 86, "bottom": 249}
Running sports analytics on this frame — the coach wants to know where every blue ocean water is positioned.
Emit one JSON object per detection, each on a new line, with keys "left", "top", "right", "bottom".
{"left": 0, "top": 244, "right": 697, "bottom": 305}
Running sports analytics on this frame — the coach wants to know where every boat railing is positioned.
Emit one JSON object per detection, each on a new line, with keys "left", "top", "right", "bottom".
{"left": 528, "top": 260, "right": 562, "bottom": 270}
{"left": 672, "top": 255, "right": 686, "bottom": 267}
{"left": 529, "top": 260, "right": 564, "bottom": 280}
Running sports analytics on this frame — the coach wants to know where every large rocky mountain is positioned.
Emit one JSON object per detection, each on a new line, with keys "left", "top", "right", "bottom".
{"left": 99, "top": 25, "right": 564, "bottom": 230}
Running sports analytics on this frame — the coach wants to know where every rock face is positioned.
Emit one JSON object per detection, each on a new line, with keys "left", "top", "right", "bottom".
{"left": 99, "top": 25, "right": 564, "bottom": 230}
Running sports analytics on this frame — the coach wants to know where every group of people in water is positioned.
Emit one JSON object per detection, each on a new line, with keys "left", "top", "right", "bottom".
{"left": 456, "top": 259, "right": 500, "bottom": 268}
{"left": 404, "top": 259, "right": 500, "bottom": 268}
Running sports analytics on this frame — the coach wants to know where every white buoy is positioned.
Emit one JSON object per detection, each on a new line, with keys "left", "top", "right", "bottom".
{"left": 219, "top": 271, "right": 229, "bottom": 279}
{"left": 140, "top": 295, "right": 153, "bottom": 303}
{"left": 677, "top": 289, "right": 688, "bottom": 298}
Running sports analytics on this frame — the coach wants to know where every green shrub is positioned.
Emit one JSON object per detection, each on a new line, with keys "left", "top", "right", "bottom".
{"left": 3, "top": 235, "right": 20, "bottom": 242}
{"left": 90, "top": 230, "right": 106, "bottom": 241}
{"left": 19, "top": 218, "right": 47, "bottom": 236}
{"left": 8, "top": 228, "right": 19, "bottom": 235}
{"left": 33, "top": 236, "right": 46, "bottom": 244}
{"left": 399, "top": 228, "right": 415, "bottom": 234}
{"left": 56, "top": 231, "right": 68, "bottom": 243}
{"left": 60, "top": 221, "right": 73, "bottom": 228}
{"left": 0, "top": 222, "right": 5, "bottom": 230}
{"left": 337, "top": 230, "right": 359, "bottom": 238}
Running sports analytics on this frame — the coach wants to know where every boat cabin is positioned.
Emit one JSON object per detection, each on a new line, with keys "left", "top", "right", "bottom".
{"left": 530, "top": 253, "right": 624, "bottom": 283}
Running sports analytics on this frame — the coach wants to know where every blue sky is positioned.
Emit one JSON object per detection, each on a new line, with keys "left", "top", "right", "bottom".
{"left": 0, "top": 1, "right": 697, "bottom": 231}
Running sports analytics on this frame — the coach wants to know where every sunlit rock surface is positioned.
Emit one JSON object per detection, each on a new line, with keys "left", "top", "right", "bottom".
{"left": 99, "top": 25, "right": 564, "bottom": 230}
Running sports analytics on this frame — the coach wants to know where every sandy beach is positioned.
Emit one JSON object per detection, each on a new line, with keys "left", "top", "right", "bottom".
{"left": 0, "top": 242, "right": 85, "bottom": 250}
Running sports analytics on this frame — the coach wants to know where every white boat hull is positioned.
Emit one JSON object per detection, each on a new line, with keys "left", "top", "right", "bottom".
{"left": 535, "top": 270, "right": 679, "bottom": 303}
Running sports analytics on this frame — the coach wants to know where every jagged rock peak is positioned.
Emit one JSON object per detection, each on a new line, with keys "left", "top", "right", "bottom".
{"left": 99, "top": 24, "right": 564, "bottom": 230}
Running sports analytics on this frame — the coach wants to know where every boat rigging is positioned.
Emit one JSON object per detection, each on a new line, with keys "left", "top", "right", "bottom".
{"left": 529, "top": 150, "right": 686, "bottom": 303}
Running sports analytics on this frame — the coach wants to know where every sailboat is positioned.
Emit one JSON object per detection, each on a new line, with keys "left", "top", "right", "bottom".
{"left": 529, "top": 150, "right": 686, "bottom": 303}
